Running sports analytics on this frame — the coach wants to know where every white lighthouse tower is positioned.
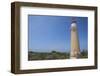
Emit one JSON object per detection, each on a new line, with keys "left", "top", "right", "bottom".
{"left": 70, "top": 18, "right": 80, "bottom": 59}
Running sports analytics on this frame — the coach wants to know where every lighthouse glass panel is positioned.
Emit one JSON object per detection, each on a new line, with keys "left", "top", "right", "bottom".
{"left": 28, "top": 15, "right": 88, "bottom": 61}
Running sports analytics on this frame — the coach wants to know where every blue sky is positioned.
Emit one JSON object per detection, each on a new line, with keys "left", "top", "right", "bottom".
{"left": 28, "top": 15, "right": 88, "bottom": 52}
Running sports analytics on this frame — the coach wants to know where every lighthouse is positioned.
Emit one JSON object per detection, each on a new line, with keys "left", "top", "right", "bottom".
{"left": 70, "top": 18, "right": 80, "bottom": 59}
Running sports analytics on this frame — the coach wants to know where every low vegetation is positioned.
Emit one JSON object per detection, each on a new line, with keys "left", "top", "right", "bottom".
{"left": 28, "top": 50, "right": 88, "bottom": 61}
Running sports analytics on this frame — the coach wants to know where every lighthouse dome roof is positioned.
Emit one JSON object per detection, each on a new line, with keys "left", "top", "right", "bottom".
{"left": 71, "top": 23, "right": 77, "bottom": 28}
